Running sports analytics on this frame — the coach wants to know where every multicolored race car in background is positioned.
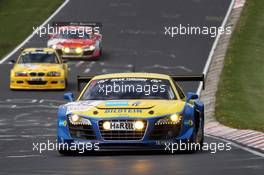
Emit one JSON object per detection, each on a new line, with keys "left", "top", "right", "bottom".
{"left": 47, "top": 22, "right": 102, "bottom": 60}
{"left": 57, "top": 73, "right": 205, "bottom": 154}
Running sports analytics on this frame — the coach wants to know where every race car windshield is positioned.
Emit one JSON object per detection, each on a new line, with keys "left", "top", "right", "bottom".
{"left": 19, "top": 53, "right": 59, "bottom": 64}
{"left": 81, "top": 78, "right": 177, "bottom": 100}
{"left": 58, "top": 32, "right": 90, "bottom": 39}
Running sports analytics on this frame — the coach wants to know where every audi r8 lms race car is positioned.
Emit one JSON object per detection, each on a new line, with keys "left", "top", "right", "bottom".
{"left": 10, "top": 48, "right": 68, "bottom": 90}
{"left": 57, "top": 73, "right": 204, "bottom": 154}
{"left": 47, "top": 22, "right": 102, "bottom": 60}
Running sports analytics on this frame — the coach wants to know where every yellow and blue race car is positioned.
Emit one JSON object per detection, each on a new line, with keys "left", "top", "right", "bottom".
{"left": 10, "top": 48, "right": 68, "bottom": 90}
{"left": 57, "top": 73, "right": 204, "bottom": 154}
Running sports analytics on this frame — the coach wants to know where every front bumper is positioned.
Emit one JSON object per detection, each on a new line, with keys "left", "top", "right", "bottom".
{"left": 58, "top": 49, "right": 100, "bottom": 59}
{"left": 10, "top": 77, "right": 66, "bottom": 90}
{"left": 57, "top": 117, "right": 195, "bottom": 150}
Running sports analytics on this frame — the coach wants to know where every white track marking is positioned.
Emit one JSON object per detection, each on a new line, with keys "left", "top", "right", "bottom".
{"left": 31, "top": 99, "right": 38, "bottom": 103}
{"left": 21, "top": 134, "right": 56, "bottom": 138}
{"left": 14, "top": 113, "right": 30, "bottom": 120}
{"left": 7, "top": 155, "right": 42, "bottom": 158}
{"left": 6, "top": 99, "right": 38, "bottom": 103}
{"left": 144, "top": 64, "right": 193, "bottom": 72}
{"left": 37, "top": 99, "right": 65, "bottom": 103}
{"left": 206, "top": 134, "right": 264, "bottom": 158}
{"left": 83, "top": 61, "right": 97, "bottom": 73}
{"left": 0, "top": 135, "right": 17, "bottom": 138}
{"left": 75, "top": 61, "right": 84, "bottom": 67}
{"left": 0, "top": 0, "right": 70, "bottom": 64}
{"left": 0, "top": 139, "right": 20, "bottom": 141}
{"left": 84, "top": 68, "right": 91, "bottom": 73}
{"left": 196, "top": 0, "right": 235, "bottom": 95}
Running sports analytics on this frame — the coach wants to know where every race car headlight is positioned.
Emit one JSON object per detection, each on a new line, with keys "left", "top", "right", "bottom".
{"left": 155, "top": 114, "right": 182, "bottom": 125}
{"left": 63, "top": 47, "right": 70, "bottom": 53}
{"left": 75, "top": 47, "right": 83, "bottom": 53}
{"left": 47, "top": 71, "right": 61, "bottom": 77}
{"left": 102, "top": 121, "right": 111, "bottom": 130}
{"left": 83, "top": 45, "right": 95, "bottom": 51}
{"left": 170, "top": 114, "right": 181, "bottom": 122}
{"left": 68, "top": 114, "right": 92, "bottom": 125}
{"left": 15, "top": 72, "right": 28, "bottom": 77}
{"left": 134, "top": 121, "right": 144, "bottom": 130}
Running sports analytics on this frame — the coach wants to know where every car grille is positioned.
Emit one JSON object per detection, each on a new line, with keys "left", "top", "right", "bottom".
{"left": 148, "top": 122, "right": 182, "bottom": 140}
{"left": 99, "top": 120, "right": 147, "bottom": 140}
{"left": 64, "top": 48, "right": 80, "bottom": 56}
{"left": 68, "top": 119, "right": 96, "bottom": 140}
{"left": 27, "top": 81, "right": 47, "bottom": 85}
{"left": 29, "top": 72, "right": 45, "bottom": 77}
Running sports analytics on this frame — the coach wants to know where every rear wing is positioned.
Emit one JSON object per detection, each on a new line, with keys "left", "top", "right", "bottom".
{"left": 77, "top": 75, "right": 94, "bottom": 91}
{"left": 51, "top": 22, "right": 102, "bottom": 35}
{"left": 77, "top": 74, "right": 205, "bottom": 91}
{"left": 52, "top": 21, "right": 102, "bottom": 27}
{"left": 170, "top": 74, "right": 205, "bottom": 90}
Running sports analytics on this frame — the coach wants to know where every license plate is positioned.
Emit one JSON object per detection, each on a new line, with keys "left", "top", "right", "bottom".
{"left": 110, "top": 122, "right": 135, "bottom": 131}
{"left": 69, "top": 48, "right": 76, "bottom": 53}
{"left": 29, "top": 77, "right": 45, "bottom": 81}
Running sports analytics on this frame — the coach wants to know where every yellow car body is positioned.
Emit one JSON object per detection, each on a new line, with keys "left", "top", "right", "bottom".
{"left": 10, "top": 48, "right": 68, "bottom": 90}
{"left": 76, "top": 73, "right": 186, "bottom": 117}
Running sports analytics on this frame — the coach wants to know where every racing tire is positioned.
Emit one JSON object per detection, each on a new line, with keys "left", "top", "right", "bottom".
{"left": 185, "top": 131, "right": 199, "bottom": 154}
{"left": 58, "top": 149, "right": 74, "bottom": 156}
{"left": 185, "top": 118, "right": 204, "bottom": 153}
{"left": 65, "top": 78, "right": 68, "bottom": 89}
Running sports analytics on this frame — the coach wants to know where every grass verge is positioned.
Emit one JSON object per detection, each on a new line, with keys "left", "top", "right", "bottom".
{"left": 215, "top": 0, "right": 264, "bottom": 132}
{"left": 0, "top": 0, "right": 64, "bottom": 59}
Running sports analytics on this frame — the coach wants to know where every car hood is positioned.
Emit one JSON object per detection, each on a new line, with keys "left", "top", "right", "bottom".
{"left": 13, "top": 64, "right": 63, "bottom": 72}
{"left": 64, "top": 100, "right": 186, "bottom": 118}
{"left": 49, "top": 38, "right": 94, "bottom": 48}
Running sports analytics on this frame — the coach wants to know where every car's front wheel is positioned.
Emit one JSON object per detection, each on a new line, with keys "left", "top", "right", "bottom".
{"left": 186, "top": 122, "right": 204, "bottom": 153}
{"left": 58, "top": 149, "right": 72, "bottom": 155}
{"left": 65, "top": 78, "right": 68, "bottom": 89}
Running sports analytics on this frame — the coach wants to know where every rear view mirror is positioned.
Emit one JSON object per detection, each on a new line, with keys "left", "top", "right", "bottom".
{"left": 47, "top": 34, "right": 54, "bottom": 39}
{"left": 8, "top": 60, "right": 16, "bottom": 64}
{"left": 64, "top": 92, "right": 74, "bottom": 102}
{"left": 186, "top": 92, "right": 198, "bottom": 103}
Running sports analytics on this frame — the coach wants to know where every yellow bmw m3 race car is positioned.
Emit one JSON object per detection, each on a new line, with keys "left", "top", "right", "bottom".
{"left": 10, "top": 48, "right": 68, "bottom": 90}
{"left": 57, "top": 73, "right": 205, "bottom": 154}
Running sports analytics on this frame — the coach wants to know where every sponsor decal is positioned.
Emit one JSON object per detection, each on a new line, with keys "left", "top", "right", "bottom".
{"left": 59, "top": 120, "right": 67, "bottom": 127}
{"left": 66, "top": 101, "right": 102, "bottom": 114}
{"left": 184, "top": 120, "right": 193, "bottom": 126}
{"left": 132, "top": 101, "right": 141, "bottom": 106}
{"left": 105, "top": 101, "right": 129, "bottom": 107}
{"left": 104, "top": 109, "right": 142, "bottom": 113}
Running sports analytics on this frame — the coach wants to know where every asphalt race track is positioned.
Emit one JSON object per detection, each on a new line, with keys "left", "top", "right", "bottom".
{"left": 0, "top": 0, "right": 263, "bottom": 174}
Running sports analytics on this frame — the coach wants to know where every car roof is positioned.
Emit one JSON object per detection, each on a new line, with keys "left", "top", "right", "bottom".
{"left": 22, "top": 48, "right": 55, "bottom": 53}
{"left": 92, "top": 73, "right": 171, "bottom": 80}
{"left": 58, "top": 26, "right": 85, "bottom": 30}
